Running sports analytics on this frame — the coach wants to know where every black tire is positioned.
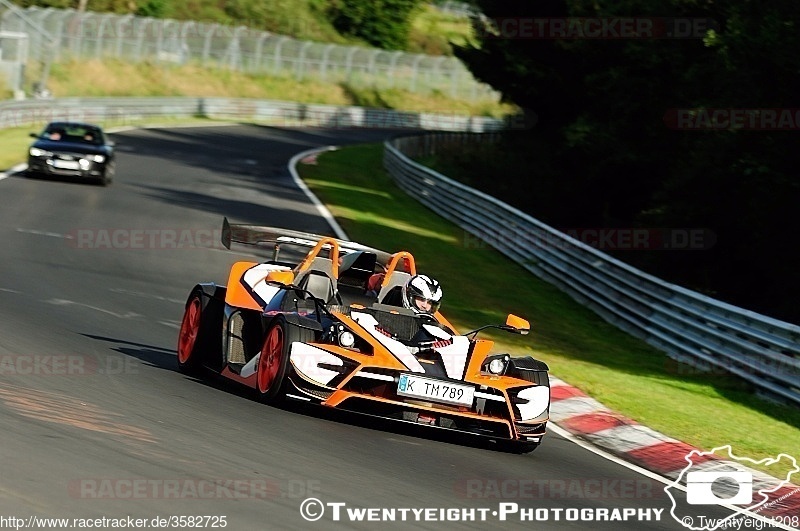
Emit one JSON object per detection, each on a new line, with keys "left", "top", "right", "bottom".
{"left": 103, "top": 160, "right": 115, "bottom": 185}
{"left": 177, "top": 289, "right": 217, "bottom": 374}
{"left": 257, "top": 315, "right": 316, "bottom": 403}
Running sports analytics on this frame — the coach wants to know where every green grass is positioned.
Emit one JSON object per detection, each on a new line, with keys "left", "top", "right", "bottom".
{"left": 298, "top": 143, "right": 800, "bottom": 476}
{"left": 39, "top": 59, "right": 511, "bottom": 118}
{"left": 408, "top": 3, "right": 476, "bottom": 55}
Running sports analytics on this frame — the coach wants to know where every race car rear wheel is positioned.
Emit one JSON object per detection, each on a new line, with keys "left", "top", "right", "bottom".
{"left": 177, "top": 290, "right": 212, "bottom": 374}
{"left": 257, "top": 316, "right": 315, "bottom": 403}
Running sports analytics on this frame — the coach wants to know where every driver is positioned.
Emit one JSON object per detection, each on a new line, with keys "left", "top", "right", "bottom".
{"left": 402, "top": 274, "right": 442, "bottom": 315}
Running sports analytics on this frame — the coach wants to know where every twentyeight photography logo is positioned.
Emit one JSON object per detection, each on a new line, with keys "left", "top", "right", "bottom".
{"left": 664, "top": 445, "right": 799, "bottom": 531}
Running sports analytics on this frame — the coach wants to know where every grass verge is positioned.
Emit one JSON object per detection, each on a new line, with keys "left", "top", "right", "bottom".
{"left": 40, "top": 59, "right": 512, "bottom": 118}
{"left": 298, "top": 142, "right": 800, "bottom": 476}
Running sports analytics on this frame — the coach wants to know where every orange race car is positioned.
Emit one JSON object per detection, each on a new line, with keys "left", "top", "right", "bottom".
{"left": 177, "top": 219, "right": 550, "bottom": 453}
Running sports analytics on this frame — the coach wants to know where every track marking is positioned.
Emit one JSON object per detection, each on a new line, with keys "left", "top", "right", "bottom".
{"left": 44, "top": 298, "right": 141, "bottom": 319}
{"left": 16, "top": 228, "right": 74, "bottom": 239}
{"left": 0, "top": 163, "right": 27, "bottom": 182}
{"left": 159, "top": 320, "right": 181, "bottom": 329}
{"left": 386, "top": 437, "right": 422, "bottom": 446}
{"left": 288, "top": 146, "right": 348, "bottom": 240}
{"left": 0, "top": 288, "right": 21, "bottom": 294}
{"left": 109, "top": 288, "right": 184, "bottom": 304}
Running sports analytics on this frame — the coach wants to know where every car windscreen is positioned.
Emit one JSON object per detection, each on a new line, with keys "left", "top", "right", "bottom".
{"left": 44, "top": 125, "right": 103, "bottom": 145}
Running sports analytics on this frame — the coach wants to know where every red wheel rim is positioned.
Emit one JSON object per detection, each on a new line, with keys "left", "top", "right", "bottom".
{"left": 177, "top": 297, "right": 201, "bottom": 364}
{"left": 258, "top": 325, "right": 284, "bottom": 394}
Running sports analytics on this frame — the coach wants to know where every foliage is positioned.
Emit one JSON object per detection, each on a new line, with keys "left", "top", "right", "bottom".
{"left": 448, "top": 0, "right": 800, "bottom": 323}
{"left": 327, "top": 0, "right": 422, "bottom": 50}
{"left": 135, "top": 0, "right": 167, "bottom": 18}
{"left": 9, "top": 1, "right": 464, "bottom": 53}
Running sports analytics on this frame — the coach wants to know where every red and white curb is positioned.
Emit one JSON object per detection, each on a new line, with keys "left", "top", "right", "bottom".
{"left": 549, "top": 376, "right": 800, "bottom": 521}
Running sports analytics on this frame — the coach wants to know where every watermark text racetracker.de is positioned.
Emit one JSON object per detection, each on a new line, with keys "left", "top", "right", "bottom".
{"left": 0, "top": 515, "right": 228, "bottom": 529}
{"left": 68, "top": 228, "right": 225, "bottom": 250}
{"left": 482, "top": 17, "right": 715, "bottom": 40}
{"left": 456, "top": 477, "right": 663, "bottom": 500}
{"left": 71, "top": 478, "right": 320, "bottom": 500}
{"left": 0, "top": 354, "right": 137, "bottom": 376}
{"left": 462, "top": 227, "right": 715, "bottom": 252}
{"left": 299, "top": 499, "right": 664, "bottom": 523}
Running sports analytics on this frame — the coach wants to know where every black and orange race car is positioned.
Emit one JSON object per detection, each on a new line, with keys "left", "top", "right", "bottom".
{"left": 177, "top": 219, "right": 550, "bottom": 452}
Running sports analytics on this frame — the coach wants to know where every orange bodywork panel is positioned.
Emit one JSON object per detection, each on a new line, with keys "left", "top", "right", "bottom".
{"left": 330, "top": 311, "right": 409, "bottom": 371}
{"left": 462, "top": 340, "right": 540, "bottom": 392}
{"left": 224, "top": 261, "right": 262, "bottom": 311}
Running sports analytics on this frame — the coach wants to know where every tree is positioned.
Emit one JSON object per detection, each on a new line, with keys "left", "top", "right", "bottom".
{"left": 328, "top": 0, "right": 421, "bottom": 50}
{"left": 452, "top": 0, "right": 800, "bottom": 323}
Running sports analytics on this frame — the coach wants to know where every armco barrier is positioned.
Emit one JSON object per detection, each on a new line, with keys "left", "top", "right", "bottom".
{"left": 0, "top": 97, "right": 506, "bottom": 132}
{"left": 385, "top": 133, "right": 800, "bottom": 406}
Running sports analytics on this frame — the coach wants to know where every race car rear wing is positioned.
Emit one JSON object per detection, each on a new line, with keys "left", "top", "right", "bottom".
{"left": 220, "top": 217, "right": 393, "bottom": 264}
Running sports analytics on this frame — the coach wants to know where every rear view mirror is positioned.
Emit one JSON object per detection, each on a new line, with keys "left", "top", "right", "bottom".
{"left": 265, "top": 270, "right": 294, "bottom": 285}
{"left": 505, "top": 314, "right": 530, "bottom": 335}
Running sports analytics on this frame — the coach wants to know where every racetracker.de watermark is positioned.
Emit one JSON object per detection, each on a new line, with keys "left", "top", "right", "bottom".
{"left": 455, "top": 478, "right": 664, "bottom": 500}
{"left": 665, "top": 108, "right": 800, "bottom": 131}
{"left": 481, "top": 17, "right": 716, "bottom": 40}
{"left": 665, "top": 357, "right": 800, "bottom": 379}
{"left": 70, "top": 478, "right": 320, "bottom": 500}
{"left": 68, "top": 228, "right": 225, "bottom": 250}
{"left": 462, "top": 228, "right": 716, "bottom": 251}
{"left": 0, "top": 354, "right": 137, "bottom": 376}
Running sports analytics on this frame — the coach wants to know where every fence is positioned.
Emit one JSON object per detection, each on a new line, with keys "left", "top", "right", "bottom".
{"left": 0, "top": 96, "right": 505, "bottom": 133}
{"left": 0, "top": 30, "right": 26, "bottom": 94}
{"left": 385, "top": 132, "right": 800, "bottom": 406}
{"left": 0, "top": 6, "right": 498, "bottom": 100}
{"left": 432, "top": 1, "right": 480, "bottom": 18}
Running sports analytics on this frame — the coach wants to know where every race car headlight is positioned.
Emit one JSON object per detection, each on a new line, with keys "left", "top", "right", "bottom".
{"left": 338, "top": 330, "right": 355, "bottom": 348}
{"left": 91, "top": 154, "right": 105, "bottom": 163}
{"left": 489, "top": 358, "right": 506, "bottom": 375}
{"left": 482, "top": 354, "right": 510, "bottom": 376}
{"left": 29, "top": 147, "right": 51, "bottom": 157}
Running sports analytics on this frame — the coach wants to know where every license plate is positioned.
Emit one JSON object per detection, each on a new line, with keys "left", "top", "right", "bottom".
{"left": 397, "top": 374, "right": 474, "bottom": 407}
{"left": 53, "top": 159, "right": 79, "bottom": 169}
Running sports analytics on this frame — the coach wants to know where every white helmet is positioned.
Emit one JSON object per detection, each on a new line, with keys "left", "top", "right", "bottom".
{"left": 402, "top": 274, "right": 442, "bottom": 314}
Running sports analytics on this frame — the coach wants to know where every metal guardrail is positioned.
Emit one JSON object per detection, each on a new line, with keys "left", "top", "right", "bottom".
{"left": 0, "top": 6, "right": 498, "bottom": 100}
{"left": 385, "top": 133, "right": 800, "bottom": 406}
{"left": 0, "top": 97, "right": 506, "bottom": 132}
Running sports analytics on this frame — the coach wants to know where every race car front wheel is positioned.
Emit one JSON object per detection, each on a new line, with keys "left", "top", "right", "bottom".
{"left": 257, "top": 316, "right": 315, "bottom": 403}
